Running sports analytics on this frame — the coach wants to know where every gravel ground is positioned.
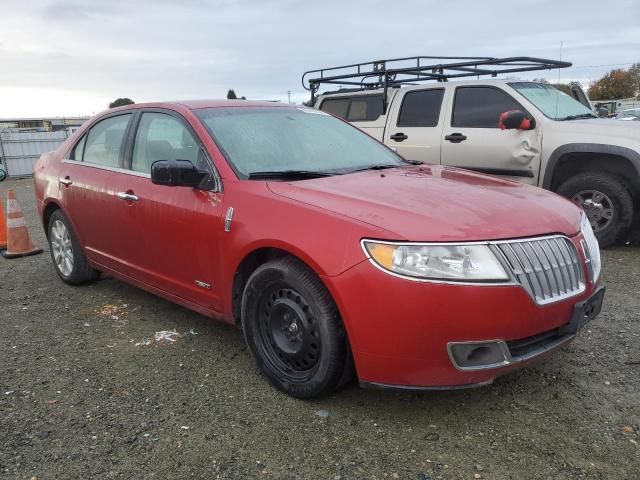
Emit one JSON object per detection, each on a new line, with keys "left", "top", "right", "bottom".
{"left": 1, "top": 177, "right": 639, "bottom": 480}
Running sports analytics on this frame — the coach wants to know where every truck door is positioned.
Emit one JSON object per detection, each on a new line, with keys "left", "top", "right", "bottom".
{"left": 440, "top": 85, "right": 542, "bottom": 185}
{"left": 383, "top": 87, "right": 446, "bottom": 164}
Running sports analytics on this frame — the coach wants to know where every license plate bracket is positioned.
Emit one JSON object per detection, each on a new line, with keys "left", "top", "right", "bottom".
{"left": 559, "top": 286, "right": 605, "bottom": 336}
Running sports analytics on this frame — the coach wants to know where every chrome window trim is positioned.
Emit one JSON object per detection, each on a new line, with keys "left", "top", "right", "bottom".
{"left": 61, "top": 159, "right": 151, "bottom": 178}
{"left": 360, "top": 234, "right": 586, "bottom": 305}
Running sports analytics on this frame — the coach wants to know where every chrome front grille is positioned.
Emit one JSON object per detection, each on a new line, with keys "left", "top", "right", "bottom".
{"left": 495, "top": 236, "right": 585, "bottom": 305}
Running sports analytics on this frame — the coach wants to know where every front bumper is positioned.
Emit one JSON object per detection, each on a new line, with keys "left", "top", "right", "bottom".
{"left": 324, "top": 256, "right": 603, "bottom": 390}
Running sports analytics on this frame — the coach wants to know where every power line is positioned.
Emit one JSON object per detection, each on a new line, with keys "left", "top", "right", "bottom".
{"left": 572, "top": 62, "right": 635, "bottom": 69}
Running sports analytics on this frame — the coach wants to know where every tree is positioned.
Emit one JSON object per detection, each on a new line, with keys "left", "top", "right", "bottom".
{"left": 532, "top": 78, "right": 550, "bottom": 84}
{"left": 227, "top": 89, "right": 246, "bottom": 100}
{"left": 588, "top": 69, "right": 636, "bottom": 100}
{"left": 109, "top": 98, "right": 134, "bottom": 108}
{"left": 628, "top": 63, "right": 640, "bottom": 98}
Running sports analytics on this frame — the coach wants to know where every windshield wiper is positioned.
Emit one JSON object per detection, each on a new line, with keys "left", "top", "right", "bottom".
{"left": 346, "top": 164, "right": 401, "bottom": 174}
{"left": 558, "top": 113, "right": 597, "bottom": 121}
{"left": 247, "top": 170, "right": 334, "bottom": 180}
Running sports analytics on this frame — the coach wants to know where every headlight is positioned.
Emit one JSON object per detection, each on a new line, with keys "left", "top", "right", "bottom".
{"left": 580, "top": 213, "right": 601, "bottom": 282}
{"left": 362, "top": 240, "right": 510, "bottom": 282}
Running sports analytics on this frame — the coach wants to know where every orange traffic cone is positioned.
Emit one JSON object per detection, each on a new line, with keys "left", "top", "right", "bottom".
{"left": 0, "top": 200, "right": 7, "bottom": 250}
{"left": 2, "top": 189, "right": 43, "bottom": 259}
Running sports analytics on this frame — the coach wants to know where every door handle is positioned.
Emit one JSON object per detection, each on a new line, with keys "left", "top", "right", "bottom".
{"left": 445, "top": 133, "right": 467, "bottom": 143}
{"left": 390, "top": 132, "right": 408, "bottom": 142}
{"left": 59, "top": 176, "right": 72, "bottom": 186}
{"left": 116, "top": 191, "right": 139, "bottom": 202}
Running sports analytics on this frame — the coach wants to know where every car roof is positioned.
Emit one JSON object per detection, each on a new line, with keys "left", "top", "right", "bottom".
{"left": 111, "top": 100, "right": 290, "bottom": 112}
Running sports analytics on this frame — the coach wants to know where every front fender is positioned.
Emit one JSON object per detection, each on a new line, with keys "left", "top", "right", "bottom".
{"left": 542, "top": 143, "right": 640, "bottom": 189}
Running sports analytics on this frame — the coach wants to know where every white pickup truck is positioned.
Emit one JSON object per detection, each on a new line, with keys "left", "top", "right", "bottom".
{"left": 305, "top": 56, "right": 640, "bottom": 247}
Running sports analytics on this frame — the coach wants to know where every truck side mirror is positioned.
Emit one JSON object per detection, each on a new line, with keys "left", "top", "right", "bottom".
{"left": 498, "top": 110, "right": 535, "bottom": 131}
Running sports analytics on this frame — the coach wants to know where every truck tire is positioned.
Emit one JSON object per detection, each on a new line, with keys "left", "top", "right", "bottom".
{"left": 556, "top": 172, "right": 634, "bottom": 248}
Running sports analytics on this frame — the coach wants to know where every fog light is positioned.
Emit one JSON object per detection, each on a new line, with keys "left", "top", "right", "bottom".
{"left": 448, "top": 341, "right": 510, "bottom": 370}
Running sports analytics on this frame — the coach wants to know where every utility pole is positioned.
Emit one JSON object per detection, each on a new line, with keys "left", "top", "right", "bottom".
{"left": 287, "top": 91, "right": 291, "bottom": 104}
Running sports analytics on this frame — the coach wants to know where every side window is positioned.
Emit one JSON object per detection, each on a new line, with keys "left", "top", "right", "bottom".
{"left": 320, "top": 96, "right": 383, "bottom": 122}
{"left": 83, "top": 114, "right": 131, "bottom": 167}
{"left": 397, "top": 89, "right": 444, "bottom": 127}
{"left": 132, "top": 113, "right": 199, "bottom": 174}
{"left": 69, "top": 134, "right": 87, "bottom": 161}
{"left": 320, "top": 98, "right": 349, "bottom": 119}
{"left": 347, "top": 96, "right": 383, "bottom": 122}
{"left": 452, "top": 87, "right": 523, "bottom": 128}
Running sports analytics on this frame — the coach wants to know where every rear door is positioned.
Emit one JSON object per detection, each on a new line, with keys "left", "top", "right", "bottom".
{"left": 383, "top": 87, "right": 447, "bottom": 164}
{"left": 59, "top": 113, "right": 133, "bottom": 273}
{"left": 114, "top": 110, "right": 225, "bottom": 311}
{"left": 440, "top": 85, "right": 542, "bottom": 185}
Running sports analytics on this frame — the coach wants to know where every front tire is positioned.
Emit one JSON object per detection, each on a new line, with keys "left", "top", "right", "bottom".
{"left": 556, "top": 171, "right": 634, "bottom": 248}
{"left": 241, "top": 257, "right": 348, "bottom": 399}
{"left": 48, "top": 210, "right": 100, "bottom": 285}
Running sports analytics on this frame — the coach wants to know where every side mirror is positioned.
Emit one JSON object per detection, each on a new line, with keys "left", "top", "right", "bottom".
{"left": 498, "top": 110, "right": 535, "bottom": 131}
{"left": 151, "top": 159, "right": 209, "bottom": 188}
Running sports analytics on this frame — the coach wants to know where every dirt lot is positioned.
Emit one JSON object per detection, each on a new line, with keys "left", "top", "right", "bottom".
{"left": 1, "top": 177, "right": 638, "bottom": 480}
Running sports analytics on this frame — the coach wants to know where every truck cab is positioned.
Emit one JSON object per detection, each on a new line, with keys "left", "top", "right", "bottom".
{"left": 306, "top": 56, "right": 640, "bottom": 247}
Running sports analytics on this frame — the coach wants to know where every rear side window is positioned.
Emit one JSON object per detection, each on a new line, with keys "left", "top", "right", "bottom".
{"left": 321, "top": 98, "right": 349, "bottom": 118}
{"left": 69, "top": 135, "right": 86, "bottom": 161}
{"left": 320, "top": 95, "right": 383, "bottom": 122}
{"left": 132, "top": 113, "right": 199, "bottom": 173}
{"left": 397, "top": 89, "right": 444, "bottom": 127}
{"left": 452, "top": 87, "right": 522, "bottom": 128}
{"left": 83, "top": 114, "right": 131, "bottom": 167}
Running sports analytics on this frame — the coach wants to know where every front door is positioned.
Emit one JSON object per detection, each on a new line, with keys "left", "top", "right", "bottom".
{"left": 383, "top": 87, "right": 447, "bottom": 164}
{"left": 114, "top": 111, "right": 225, "bottom": 311}
{"left": 440, "top": 86, "right": 542, "bottom": 185}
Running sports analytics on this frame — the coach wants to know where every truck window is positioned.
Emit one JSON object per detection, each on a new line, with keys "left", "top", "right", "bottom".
{"left": 452, "top": 87, "right": 522, "bottom": 128}
{"left": 397, "top": 89, "right": 444, "bottom": 127}
{"left": 321, "top": 98, "right": 350, "bottom": 119}
{"left": 320, "top": 95, "right": 383, "bottom": 122}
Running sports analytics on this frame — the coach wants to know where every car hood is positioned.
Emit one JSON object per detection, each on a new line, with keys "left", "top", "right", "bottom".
{"left": 268, "top": 165, "right": 582, "bottom": 241}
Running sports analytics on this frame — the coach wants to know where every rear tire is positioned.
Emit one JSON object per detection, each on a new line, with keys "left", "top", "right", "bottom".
{"left": 48, "top": 210, "right": 100, "bottom": 285}
{"left": 241, "top": 257, "right": 348, "bottom": 399}
{"left": 556, "top": 171, "right": 634, "bottom": 248}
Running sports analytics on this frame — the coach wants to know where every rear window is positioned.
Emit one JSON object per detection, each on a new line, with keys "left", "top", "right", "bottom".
{"left": 320, "top": 95, "right": 383, "bottom": 122}
{"left": 397, "top": 89, "right": 444, "bottom": 127}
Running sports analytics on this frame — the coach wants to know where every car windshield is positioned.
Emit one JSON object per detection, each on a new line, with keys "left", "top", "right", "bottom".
{"left": 509, "top": 82, "right": 597, "bottom": 121}
{"left": 195, "top": 106, "right": 404, "bottom": 178}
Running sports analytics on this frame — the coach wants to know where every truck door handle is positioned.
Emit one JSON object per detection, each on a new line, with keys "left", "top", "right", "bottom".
{"left": 445, "top": 133, "right": 467, "bottom": 143}
{"left": 59, "top": 176, "right": 72, "bottom": 186}
{"left": 390, "top": 132, "right": 408, "bottom": 142}
{"left": 116, "top": 191, "right": 139, "bottom": 202}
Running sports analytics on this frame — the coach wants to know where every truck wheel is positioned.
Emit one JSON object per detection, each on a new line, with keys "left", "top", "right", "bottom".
{"left": 241, "top": 257, "right": 348, "bottom": 399}
{"left": 556, "top": 172, "right": 634, "bottom": 248}
{"left": 48, "top": 210, "right": 101, "bottom": 285}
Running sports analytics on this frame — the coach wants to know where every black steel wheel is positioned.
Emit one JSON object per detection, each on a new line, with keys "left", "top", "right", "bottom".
{"left": 241, "top": 257, "right": 349, "bottom": 398}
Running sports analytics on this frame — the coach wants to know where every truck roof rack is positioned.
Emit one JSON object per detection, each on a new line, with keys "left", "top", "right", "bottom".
{"left": 302, "top": 55, "right": 571, "bottom": 110}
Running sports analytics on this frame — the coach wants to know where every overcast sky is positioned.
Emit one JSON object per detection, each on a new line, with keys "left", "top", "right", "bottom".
{"left": 0, "top": 0, "right": 638, "bottom": 118}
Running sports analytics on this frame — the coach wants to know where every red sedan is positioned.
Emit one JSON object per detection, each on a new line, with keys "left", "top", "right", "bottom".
{"left": 33, "top": 101, "right": 604, "bottom": 398}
